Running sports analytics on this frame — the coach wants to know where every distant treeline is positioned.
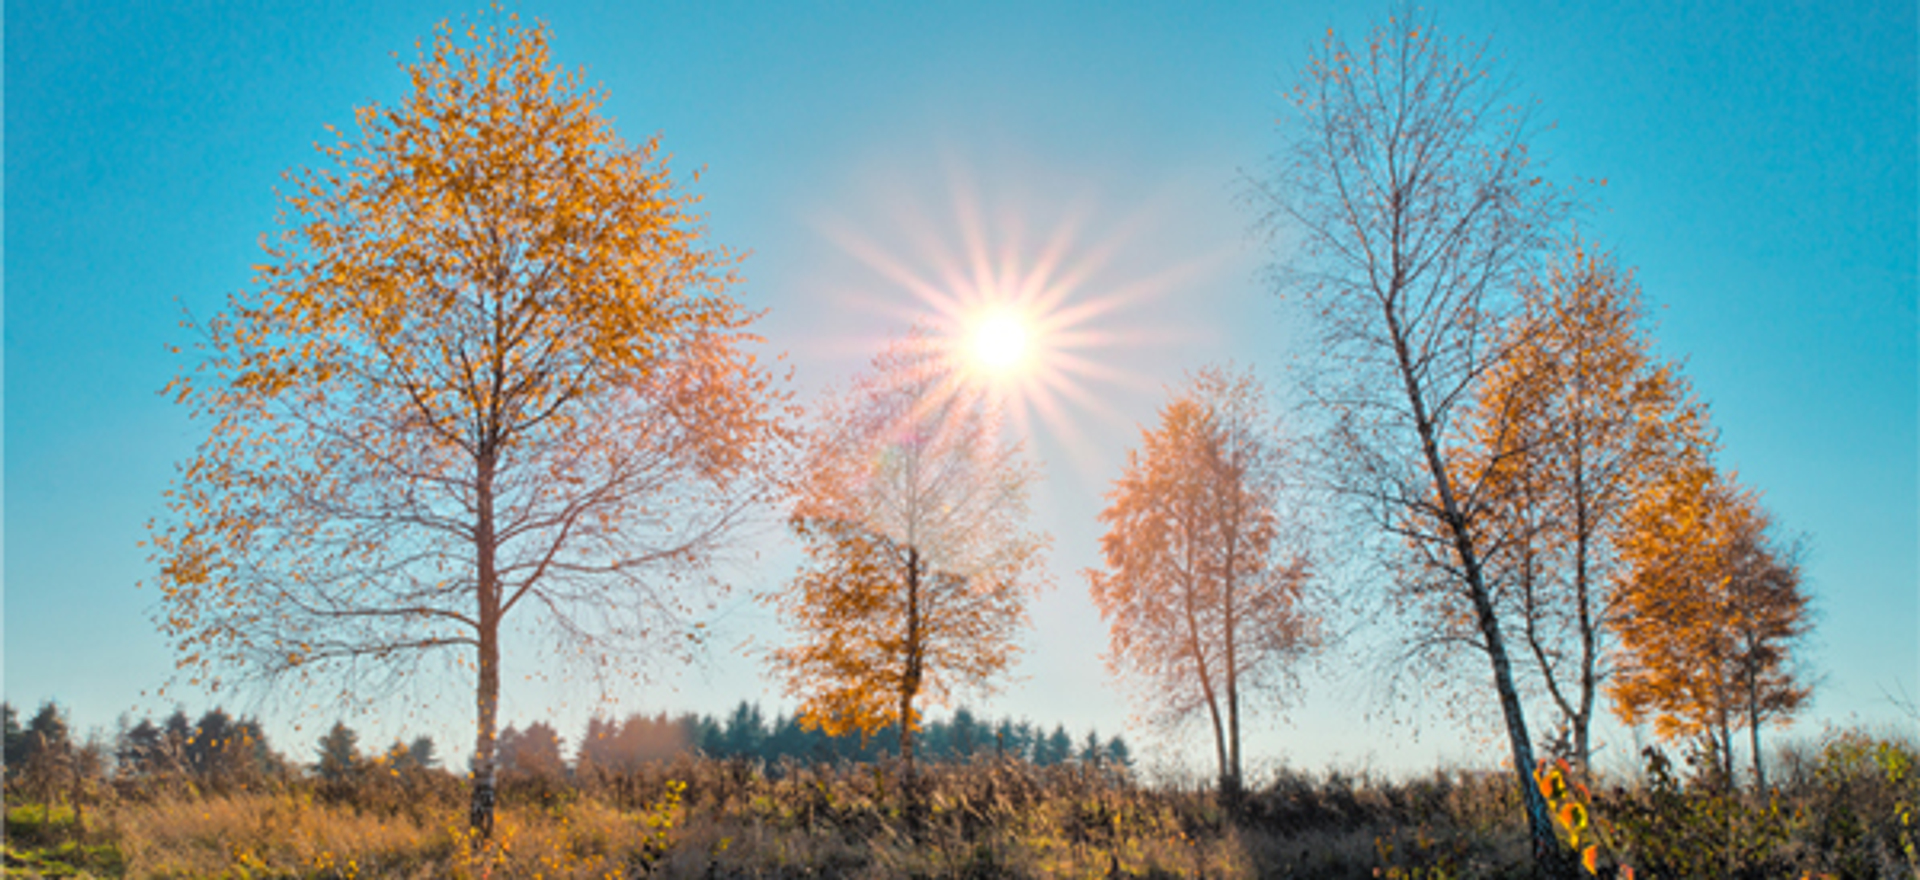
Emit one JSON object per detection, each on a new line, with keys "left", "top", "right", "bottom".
{"left": 2, "top": 700, "right": 1131, "bottom": 796}
{"left": 565, "top": 702, "right": 1131, "bottom": 773}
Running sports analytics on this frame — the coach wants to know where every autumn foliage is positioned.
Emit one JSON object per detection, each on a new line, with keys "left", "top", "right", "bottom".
{"left": 1612, "top": 458, "right": 1811, "bottom": 790}
{"left": 1461, "top": 239, "right": 1706, "bottom": 770}
{"left": 120, "top": 5, "right": 1842, "bottom": 870}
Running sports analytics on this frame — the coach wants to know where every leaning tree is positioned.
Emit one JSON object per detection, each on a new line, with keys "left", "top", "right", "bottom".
{"left": 149, "top": 15, "right": 787, "bottom": 835}
{"left": 1261, "top": 7, "right": 1574, "bottom": 870}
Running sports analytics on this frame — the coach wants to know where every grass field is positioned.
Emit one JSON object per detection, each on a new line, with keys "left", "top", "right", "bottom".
{"left": 4, "top": 728, "right": 1915, "bottom": 879}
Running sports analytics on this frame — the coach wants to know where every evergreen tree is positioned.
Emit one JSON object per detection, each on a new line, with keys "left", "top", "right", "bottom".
{"left": 719, "top": 702, "right": 766, "bottom": 759}
{"left": 950, "top": 708, "right": 982, "bottom": 760}
{"left": 1037, "top": 725, "right": 1074, "bottom": 766}
{"left": 316, "top": 721, "right": 361, "bottom": 784}
{"left": 407, "top": 736, "right": 439, "bottom": 770}
{"left": 1080, "top": 729, "right": 1104, "bottom": 766}
{"left": 26, "top": 701, "right": 73, "bottom": 760}
{"left": 3, "top": 703, "right": 25, "bottom": 776}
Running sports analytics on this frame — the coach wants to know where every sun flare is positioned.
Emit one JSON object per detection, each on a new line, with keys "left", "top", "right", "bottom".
{"left": 969, "top": 308, "right": 1034, "bottom": 378}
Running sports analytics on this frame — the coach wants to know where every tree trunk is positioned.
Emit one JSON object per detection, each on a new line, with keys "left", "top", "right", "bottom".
{"left": 471, "top": 624, "right": 500, "bottom": 838}
{"left": 1223, "top": 548, "right": 1243, "bottom": 806}
{"left": 1175, "top": 492, "right": 1229, "bottom": 798}
{"left": 1183, "top": 568, "right": 1228, "bottom": 797}
{"left": 1472, "top": 573, "right": 1565, "bottom": 874}
{"left": 1225, "top": 625, "right": 1242, "bottom": 803}
{"left": 469, "top": 454, "right": 502, "bottom": 839}
{"left": 1573, "top": 471, "right": 1597, "bottom": 773}
{"left": 1221, "top": 453, "right": 1251, "bottom": 803}
{"left": 900, "top": 545, "right": 925, "bottom": 829}
{"left": 1747, "top": 663, "right": 1767, "bottom": 795}
{"left": 1723, "top": 715, "right": 1735, "bottom": 791}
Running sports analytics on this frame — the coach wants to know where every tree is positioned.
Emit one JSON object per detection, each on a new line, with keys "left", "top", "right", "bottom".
{"left": 577, "top": 713, "right": 687, "bottom": 778}
{"left": 171, "top": 708, "right": 277, "bottom": 789}
{"left": 116, "top": 712, "right": 194, "bottom": 784}
{"left": 148, "top": 15, "right": 786, "bottom": 836}
{"left": 497, "top": 720, "right": 567, "bottom": 790}
{"left": 315, "top": 721, "right": 362, "bottom": 785}
{"left": 948, "top": 707, "right": 982, "bottom": 760}
{"left": 1080, "top": 730, "right": 1107, "bottom": 767}
{"left": 116, "top": 718, "right": 169, "bottom": 777}
{"left": 715, "top": 701, "right": 767, "bottom": 759}
{"left": 1087, "top": 366, "right": 1315, "bottom": 801}
{"left": 1262, "top": 7, "right": 1572, "bottom": 868}
{"left": 14, "top": 703, "right": 76, "bottom": 804}
{"left": 1611, "top": 458, "right": 1811, "bottom": 793}
{"left": 766, "top": 331, "right": 1047, "bottom": 812}
{"left": 1037, "top": 725, "right": 1075, "bottom": 766}
{"left": 11, "top": 704, "right": 107, "bottom": 820}
{"left": 406, "top": 735, "right": 440, "bottom": 770}
{"left": 4, "top": 703, "right": 24, "bottom": 779}
{"left": 1463, "top": 240, "right": 1703, "bottom": 770}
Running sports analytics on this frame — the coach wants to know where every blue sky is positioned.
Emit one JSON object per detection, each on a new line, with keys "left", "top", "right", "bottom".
{"left": 6, "top": 0, "right": 1914, "bottom": 775}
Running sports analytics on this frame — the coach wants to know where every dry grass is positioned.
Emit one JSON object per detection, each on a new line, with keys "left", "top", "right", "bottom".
{"left": 7, "top": 730, "right": 1915, "bottom": 878}
{"left": 14, "top": 790, "right": 685, "bottom": 879}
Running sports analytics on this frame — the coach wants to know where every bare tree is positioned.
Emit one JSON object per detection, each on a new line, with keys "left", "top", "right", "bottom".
{"left": 1260, "top": 7, "right": 1573, "bottom": 869}
{"left": 767, "top": 330, "right": 1047, "bottom": 820}
{"left": 1087, "top": 365, "right": 1316, "bottom": 803}
{"left": 148, "top": 16, "right": 788, "bottom": 836}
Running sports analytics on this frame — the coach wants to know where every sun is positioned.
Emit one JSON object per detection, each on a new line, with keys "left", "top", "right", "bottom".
{"left": 968, "top": 308, "right": 1034, "bottom": 378}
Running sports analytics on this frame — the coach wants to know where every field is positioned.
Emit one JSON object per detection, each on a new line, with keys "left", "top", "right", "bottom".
{"left": 4, "top": 727, "right": 1915, "bottom": 879}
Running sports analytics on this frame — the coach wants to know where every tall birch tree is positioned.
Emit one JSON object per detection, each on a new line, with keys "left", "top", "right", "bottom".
{"left": 148, "top": 16, "right": 787, "bottom": 836}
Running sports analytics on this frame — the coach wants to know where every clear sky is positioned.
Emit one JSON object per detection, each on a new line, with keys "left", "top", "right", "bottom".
{"left": 6, "top": 1, "right": 1915, "bottom": 777}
